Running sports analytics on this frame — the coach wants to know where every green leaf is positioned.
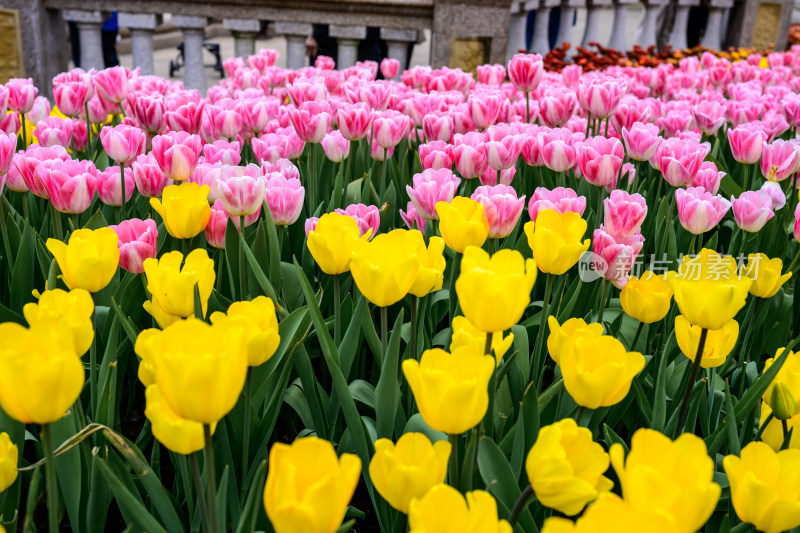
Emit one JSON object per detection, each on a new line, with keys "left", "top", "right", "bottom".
{"left": 651, "top": 335, "right": 674, "bottom": 433}
{"left": 241, "top": 232, "right": 279, "bottom": 306}
{"left": 234, "top": 460, "right": 267, "bottom": 533}
{"left": 375, "top": 310, "right": 405, "bottom": 439}
{"left": 403, "top": 413, "right": 448, "bottom": 443}
{"left": 724, "top": 379, "right": 741, "bottom": 456}
{"left": 216, "top": 466, "right": 230, "bottom": 533}
{"left": 261, "top": 200, "right": 282, "bottom": 292}
{"left": 10, "top": 222, "right": 35, "bottom": 313}
{"left": 477, "top": 437, "right": 537, "bottom": 533}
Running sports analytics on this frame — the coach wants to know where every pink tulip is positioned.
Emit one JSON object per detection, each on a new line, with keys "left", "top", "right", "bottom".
{"left": 97, "top": 165, "right": 135, "bottom": 206}
{"left": 304, "top": 216, "right": 320, "bottom": 237}
{"left": 336, "top": 103, "right": 372, "bottom": 141}
{"left": 399, "top": 201, "right": 426, "bottom": 232}
{"left": 286, "top": 79, "right": 326, "bottom": 107}
{"left": 0, "top": 113, "right": 20, "bottom": 135}
{"left": 335, "top": 203, "right": 380, "bottom": 239}
{"left": 406, "top": 168, "right": 461, "bottom": 220}
{"left": 452, "top": 132, "right": 488, "bottom": 178}
{"left": 485, "top": 130, "right": 524, "bottom": 171}
{"left": 33, "top": 117, "right": 73, "bottom": 148}
{"left": 782, "top": 93, "right": 800, "bottom": 128}
{"left": 53, "top": 81, "right": 88, "bottom": 117}
{"left": 760, "top": 180, "right": 786, "bottom": 210}
{"left": 731, "top": 190, "right": 775, "bottom": 232}
{"left": 205, "top": 99, "right": 244, "bottom": 141}
{"left": 373, "top": 110, "right": 411, "bottom": 149}
{"left": 37, "top": 159, "right": 97, "bottom": 214}
{"left": 652, "top": 137, "right": 710, "bottom": 187}
{"left": 675, "top": 187, "right": 730, "bottom": 234}
{"left": 528, "top": 187, "right": 586, "bottom": 222}
{"left": 6, "top": 78, "right": 38, "bottom": 114}
{"left": 578, "top": 77, "right": 624, "bottom": 119}
{"left": 248, "top": 49, "right": 279, "bottom": 72}
{"left": 690, "top": 161, "right": 726, "bottom": 194}
{"left": 321, "top": 130, "right": 351, "bottom": 162}
{"left": 263, "top": 158, "right": 301, "bottom": 180}
{"left": 508, "top": 53, "right": 544, "bottom": 93}
{"left": 359, "top": 81, "right": 391, "bottom": 111}
{"left": 538, "top": 90, "right": 577, "bottom": 128}
{"left": 216, "top": 164, "right": 266, "bottom": 217}
{"left": 727, "top": 124, "right": 767, "bottom": 164}
{"left": 252, "top": 133, "right": 290, "bottom": 164}
{"left": 422, "top": 111, "right": 453, "bottom": 143}
{"left": 621, "top": 122, "right": 661, "bottom": 161}
{"left": 288, "top": 101, "right": 331, "bottom": 144}
{"left": 0, "top": 85, "right": 8, "bottom": 117}
{"left": 92, "top": 67, "right": 128, "bottom": 105}
{"left": 4, "top": 164, "right": 26, "bottom": 193}
{"left": 370, "top": 137, "right": 395, "bottom": 161}
{"left": 151, "top": 131, "right": 202, "bottom": 181}
{"left": 477, "top": 64, "right": 506, "bottom": 85}
{"left": 380, "top": 58, "right": 400, "bottom": 80}
{"left": 99, "top": 124, "right": 146, "bottom": 164}
{"left": 72, "top": 120, "right": 88, "bottom": 152}
{"left": 471, "top": 184, "right": 525, "bottom": 238}
{"left": 132, "top": 154, "right": 171, "bottom": 198}
{"left": 27, "top": 97, "right": 50, "bottom": 125}
{"left": 760, "top": 139, "right": 800, "bottom": 182}
{"left": 419, "top": 140, "right": 453, "bottom": 171}
{"left": 542, "top": 128, "right": 583, "bottom": 173}
{"left": 0, "top": 132, "right": 15, "bottom": 176}
{"left": 576, "top": 136, "right": 624, "bottom": 188}
{"left": 479, "top": 165, "right": 515, "bottom": 186}
{"left": 592, "top": 227, "right": 644, "bottom": 283}
{"left": 794, "top": 203, "right": 800, "bottom": 243}
{"left": 165, "top": 99, "right": 204, "bottom": 134}
{"left": 468, "top": 92, "right": 503, "bottom": 130}
{"left": 264, "top": 172, "right": 304, "bottom": 225}
{"left": 13, "top": 145, "right": 71, "bottom": 198}
{"left": 110, "top": 218, "right": 157, "bottom": 274}
{"left": 658, "top": 110, "right": 693, "bottom": 138}
{"left": 609, "top": 102, "right": 651, "bottom": 136}
{"left": 201, "top": 140, "right": 240, "bottom": 166}
{"left": 315, "top": 55, "right": 336, "bottom": 70}
{"left": 205, "top": 200, "right": 259, "bottom": 248}
{"left": 603, "top": 190, "right": 647, "bottom": 239}
{"left": 692, "top": 101, "right": 726, "bottom": 136}
{"left": 130, "top": 93, "right": 166, "bottom": 134}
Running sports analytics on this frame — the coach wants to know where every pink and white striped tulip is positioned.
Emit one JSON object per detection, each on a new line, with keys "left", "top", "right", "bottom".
{"left": 576, "top": 136, "right": 624, "bottom": 188}
{"left": 592, "top": 227, "right": 644, "bottom": 283}
{"left": 406, "top": 168, "right": 461, "bottom": 220}
{"left": 621, "top": 122, "right": 661, "bottom": 161}
{"left": 99, "top": 124, "right": 146, "bottom": 164}
{"left": 335, "top": 203, "right": 380, "bottom": 239}
{"left": 727, "top": 124, "right": 767, "bottom": 164}
{"left": 151, "top": 131, "right": 203, "bottom": 181}
{"left": 731, "top": 190, "right": 775, "bottom": 232}
{"left": 132, "top": 154, "right": 171, "bottom": 198}
{"left": 760, "top": 139, "right": 800, "bottom": 182}
{"left": 321, "top": 130, "right": 351, "bottom": 162}
{"left": 216, "top": 164, "right": 266, "bottom": 217}
{"left": 264, "top": 173, "right": 305, "bottom": 225}
{"left": 603, "top": 190, "right": 647, "bottom": 239}
{"left": 471, "top": 184, "right": 526, "bottom": 238}
{"left": 110, "top": 218, "right": 158, "bottom": 274}
{"left": 675, "top": 187, "right": 731, "bottom": 234}
{"left": 36, "top": 159, "right": 97, "bottom": 214}
{"left": 96, "top": 165, "right": 136, "bottom": 206}
{"left": 528, "top": 187, "right": 586, "bottom": 222}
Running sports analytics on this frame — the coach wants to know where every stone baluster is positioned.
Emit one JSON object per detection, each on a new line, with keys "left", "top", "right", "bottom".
{"left": 508, "top": 1, "right": 529, "bottom": 60}
{"left": 380, "top": 28, "right": 420, "bottom": 78}
{"left": 274, "top": 22, "right": 312, "bottom": 70}
{"left": 118, "top": 13, "right": 162, "bottom": 76}
{"left": 555, "top": 0, "right": 586, "bottom": 49}
{"left": 607, "top": 0, "right": 635, "bottom": 51}
{"left": 701, "top": 0, "right": 733, "bottom": 50}
{"left": 633, "top": 0, "right": 667, "bottom": 47}
{"left": 172, "top": 16, "right": 209, "bottom": 93}
{"left": 531, "top": 0, "right": 561, "bottom": 53}
{"left": 329, "top": 25, "right": 367, "bottom": 69}
{"left": 668, "top": 0, "right": 700, "bottom": 50}
{"left": 224, "top": 19, "right": 262, "bottom": 59}
{"left": 62, "top": 9, "right": 107, "bottom": 71}
{"left": 581, "top": 0, "right": 612, "bottom": 47}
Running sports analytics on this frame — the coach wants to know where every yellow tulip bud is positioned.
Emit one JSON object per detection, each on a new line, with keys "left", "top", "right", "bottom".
{"left": 723, "top": 441, "right": 800, "bottom": 533}
{"left": 523, "top": 210, "right": 590, "bottom": 275}
{"left": 546, "top": 316, "right": 604, "bottom": 364}
{"left": 667, "top": 248, "right": 751, "bottom": 330}
{"left": 525, "top": 418, "right": 612, "bottom": 516}
{"left": 23, "top": 288, "right": 94, "bottom": 356}
{"left": 610, "top": 429, "right": 720, "bottom": 533}
{"left": 770, "top": 383, "right": 797, "bottom": 421}
{"left": 0, "top": 319, "right": 83, "bottom": 424}
{"left": 210, "top": 296, "right": 280, "bottom": 367}
{"left": 0, "top": 432, "right": 18, "bottom": 493}
{"left": 408, "top": 484, "right": 512, "bottom": 533}
{"left": 402, "top": 346, "right": 494, "bottom": 435}
{"left": 409, "top": 234, "right": 446, "bottom": 298}
{"left": 307, "top": 212, "right": 369, "bottom": 275}
{"left": 451, "top": 316, "right": 514, "bottom": 363}
{"left": 619, "top": 271, "right": 672, "bottom": 324}
{"left": 143, "top": 249, "right": 215, "bottom": 320}
{"left": 46, "top": 228, "right": 120, "bottom": 293}
{"left": 674, "top": 315, "right": 739, "bottom": 369}
{"left": 760, "top": 401, "right": 800, "bottom": 451}
{"left": 456, "top": 247, "right": 537, "bottom": 334}
{"left": 369, "top": 433, "right": 451, "bottom": 513}
{"left": 145, "top": 384, "right": 213, "bottom": 455}
{"left": 138, "top": 318, "right": 246, "bottom": 424}
{"left": 350, "top": 229, "right": 421, "bottom": 307}
{"left": 559, "top": 334, "right": 644, "bottom": 409}
{"left": 434, "top": 197, "right": 489, "bottom": 254}
{"left": 540, "top": 493, "right": 677, "bottom": 533}
{"left": 142, "top": 297, "right": 182, "bottom": 330}
{"left": 762, "top": 348, "right": 800, "bottom": 418}
{"left": 150, "top": 182, "right": 211, "bottom": 240}
{"left": 741, "top": 253, "right": 792, "bottom": 298}
{"left": 263, "top": 437, "right": 361, "bottom": 533}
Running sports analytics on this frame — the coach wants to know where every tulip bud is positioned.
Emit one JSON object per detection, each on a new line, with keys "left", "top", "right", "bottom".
{"left": 0, "top": 432, "right": 18, "bottom": 493}
{"left": 770, "top": 383, "right": 797, "bottom": 421}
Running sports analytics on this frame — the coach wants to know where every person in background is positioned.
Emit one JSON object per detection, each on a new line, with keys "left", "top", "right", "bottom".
{"left": 68, "top": 11, "right": 120, "bottom": 69}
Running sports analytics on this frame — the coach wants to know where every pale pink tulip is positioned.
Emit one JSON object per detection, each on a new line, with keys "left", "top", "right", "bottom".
{"left": 406, "top": 168, "right": 461, "bottom": 220}
{"left": 731, "top": 190, "right": 775, "bottom": 232}
{"left": 538, "top": 90, "right": 577, "bottom": 128}
{"left": 603, "top": 190, "right": 647, "bottom": 239}
{"left": 13, "top": 145, "right": 71, "bottom": 198}
{"left": 542, "top": 128, "right": 583, "bottom": 173}
{"left": 621, "top": 122, "right": 661, "bottom": 161}
{"left": 96, "top": 165, "right": 135, "bottom": 206}
{"left": 132, "top": 154, "right": 171, "bottom": 198}
{"left": 335, "top": 203, "right": 380, "bottom": 239}
{"left": 151, "top": 131, "right": 203, "bottom": 181}
{"left": 26, "top": 96, "right": 50, "bottom": 125}
{"left": 760, "top": 139, "right": 800, "bottom": 182}
{"left": 264, "top": 173, "right": 304, "bottom": 225}
{"left": 652, "top": 137, "right": 710, "bottom": 187}
{"left": 485, "top": 130, "right": 524, "bottom": 171}
{"left": 130, "top": 93, "right": 166, "bottom": 134}
{"left": 373, "top": 109, "right": 411, "bottom": 149}
{"left": 576, "top": 136, "right": 624, "bottom": 188}
{"left": 508, "top": 53, "right": 544, "bottom": 93}
{"left": 100, "top": 124, "right": 146, "bottom": 164}
{"left": 692, "top": 100, "right": 726, "bottom": 136}
{"left": 400, "top": 201, "right": 427, "bottom": 232}
{"left": 468, "top": 92, "right": 503, "bottom": 130}
{"left": 336, "top": 103, "right": 372, "bottom": 141}
{"left": 675, "top": 187, "right": 730, "bottom": 234}
{"left": 6, "top": 78, "right": 38, "bottom": 114}
{"left": 419, "top": 140, "right": 453, "bottom": 171}
{"left": 92, "top": 67, "right": 129, "bottom": 105}
{"left": 690, "top": 161, "right": 726, "bottom": 194}
{"left": 422, "top": 111, "right": 453, "bottom": 143}
{"left": 216, "top": 164, "right": 266, "bottom": 217}
{"left": 321, "top": 130, "right": 351, "bottom": 162}
{"left": 760, "top": 180, "right": 786, "bottom": 210}
{"left": 202, "top": 140, "right": 241, "bottom": 166}
{"left": 452, "top": 132, "right": 488, "bottom": 178}
{"left": 471, "top": 184, "right": 526, "bottom": 238}
{"left": 111, "top": 218, "right": 157, "bottom": 274}
{"left": 53, "top": 81, "right": 88, "bottom": 117}
{"left": 304, "top": 216, "right": 320, "bottom": 237}
{"left": 479, "top": 165, "right": 515, "bottom": 186}
{"left": 37, "top": 159, "right": 97, "bottom": 214}
{"left": 477, "top": 64, "right": 506, "bottom": 85}
{"left": 288, "top": 100, "right": 331, "bottom": 144}
{"left": 33, "top": 117, "right": 73, "bottom": 148}
{"left": 165, "top": 99, "right": 204, "bottom": 134}
{"left": 592, "top": 227, "right": 644, "bottom": 282}
{"left": 380, "top": 58, "right": 400, "bottom": 80}
{"left": 578, "top": 77, "right": 623, "bottom": 119}
{"left": 528, "top": 187, "right": 586, "bottom": 222}
{"left": 727, "top": 124, "right": 767, "bottom": 164}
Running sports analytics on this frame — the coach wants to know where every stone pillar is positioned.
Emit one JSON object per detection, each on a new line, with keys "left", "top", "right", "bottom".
{"left": 173, "top": 16, "right": 209, "bottom": 93}
{"left": 62, "top": 9, "right": 106, "bottom": 71}
{"left": 223, "top": 19, "right": 262, "bottom": 58}
{"left": 633, "top": 0, "right": 667, "bottom": 47}
{"left": 329, "top": 25, "right": 367, "bottom": 69}
{"left": 430, "top": 0, "right": 513, "bottom": 68}
{"left": 380, "top": 28, "right": 420, "bottom": 77}
{"left": 607, "top": 0, "right": 634, "bottom": 51}
{"left": 555, "top": 0, "right": 586, "bottom": 48}
{"left": 274, "top": 22, "right": 312, "bottom": 70}
{"left": 701, "top": 0, "right": 733, "bottom": 49}
{"left": 725, "top": 0, "right": 793, "bottom": 49}
{"left": 668, "top": 0, "right": 699, "bottom": 50}
{"left": 118, "top": 13, "right": 162, "bottom": 76}
{"left": 508, "top": 2, "right": 529, "bottom": 60}
{"left": 581, "top": 0, "right": 612, "bottom": 46}
{"left": 531, "top": 0, "right": 560, "bottom": 53}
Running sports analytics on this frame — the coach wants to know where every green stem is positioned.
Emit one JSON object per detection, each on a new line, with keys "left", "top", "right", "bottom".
{"left": 84, "top": 102, "right": 93, "bottom": 149}
{"left": 189, "top": 453, "right": 211, "bottom": 533}
{"left": 242, "top": 368, "right": 252, "bottom": 484}
{"left": 787, "top": 248, "right": 800, "bottom": 274}
{"left": 675, "top": 327, "right": 708, "bottom": 437}
{"left": 631, "top": 321, "right": 645, "bottom": 351}
{"left": 119, "top": 161, "right": 126, "bottom": 221}
{"left": 575, "top": 405, "right": 586, "bottom": 426}
{"left": 21, "top": 113, "right": 27, "bottom": 150}
{"left": 597, "top": 279, "right": 610, "bottom": 328}
{"left": 380, "top": 149, "right": 388, "bottom": 199}
{"left": 178, "top": 454, "right": 195, "bottom": 522}
{"left": 532, "top": 273, "right": 554, "bottom": 384}
{"left": 203, "top": 425, "right": 218, "bottom": 533}
{"left": 333, "top": 274, "right": 342, "bottom": 347}
{"left": 380, "top": 306, "right": 388, "bottom": 369}
{"left": 309, "top": 146, "right": 316, "bottom": 213}
{"left": 0, "top": 200, "right": 15, "bottom": 271}
{"left": 688, "top": 233, "right": 698, "bottom": 257}
{"left": 525, "top": 91, "right": 530, "bottom": 124}
{"left": 596, "top": 187, "right": 605, "bottom": 228}
{"left": 508, "top": 485, "right": 535, "bottom": 528}
{"left": 743, "top": 163, "right": 751, "bottom": 191}
{"left": 41, "top": 424, "right": 59, "bottom": 533}
{"left": 51, "top": 204, "right": 63, "bottom": 242}
{"left": 409, "top": 295, "right": 418, "bottom": 361}
{"left": 239, "top": 215, "right": 248, "bottom": 300}
{"left": 90, "top": 294, "right": 98, "bottom": 416}
{"left": 782, "top": 420, "right": 791, "bottom": 450}
{"left": 448, "top": 433, "right": 460, "bottom": 488}
{"left": 739, "top": 298, "right": 759, "bottom": 363}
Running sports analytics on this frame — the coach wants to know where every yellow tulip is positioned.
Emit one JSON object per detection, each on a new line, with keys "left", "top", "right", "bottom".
{"left": 350, "top": 229, "right": 421, "bottom": 307}
{"left": 369, "top": 433, "right": 451, "bottom": 513}
{"left": 143, "top": 297, "right": 181, "bottom": 329}
{"left": 134, "top": 328, "right": 159, "bottom": 387}
{"left": 674, "top": 315, "right": 739, "bottom": 369}
{"left": 610, "top": 429, "right": 720, "bottom": 533}
{"left": 455, "top": 247, "right": 537, "bottom": 333}
{"left": 540, "top": 493, "right": 676, "bottom": 533}
{"left": 435, "top": 197, "right": 489, "bottom": 254}
{"left": 145, "top": 384, "right": 213, "bottom": 455}
{"left": 210, "top": 296, "right": 280, "bottom": 367}
{"left": 762, "top": 347, "right": 800, "bottom": 417}
{"left": 46, "top": 228, "right": 119, "bottom": 293}
{"left": 0, "top": 432, "right": 18, "bottom": 493}
{"left": 402, "top": 346, "right": 494, "bottom": 435}
{"left": 546, "top": 316, "right": 604, "bottom": 365}
{"left": 760, "top": 401, "right": 800, "bottom": 451}
{"left": 150, "top": 182, "right": 211, "bottom": 239}
{"left": 408, "top": 484, "right": 511, "bottom": 533}
{"left": 409, "top": 234, "right": 446, "bottom": 298}
{"left": 450, "top": 316, "right": 514, "bottom": 363}
{"left": 0, "top": 319, "right": 83, "bottom": 424}
{"left": 667, "top": 249, "right": 751, "bottom": 330}
{"left": 143, "top": 249, "right": 215, "bottom": 320}
{"left": 559, "top": 334, "right": 644, "bottom": 409}
{"left": 307, "top": 212, "right": 369, "bottom": 275}
{"left": 523, "top": 210, "right": 590, "bottom": 275}
{"left": 263, "top": 436, "right": 361, "bottom": 533}
{"left": 723, "top": 441, "right": 800, "bottom": 533}
{"left": 525, "top": 418, "right": 612, "bottom": 515}
{"left": 741, "top": 253, "right": 792, "bottom": 298}
{"left": 138, "top": 318, "right": 246, "bottom": 424}
{"left": 619, "top": 271, "right": 672, "bottom": 324}
{"left": 23, "top": 288, "right": 94, "bottom": 356}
